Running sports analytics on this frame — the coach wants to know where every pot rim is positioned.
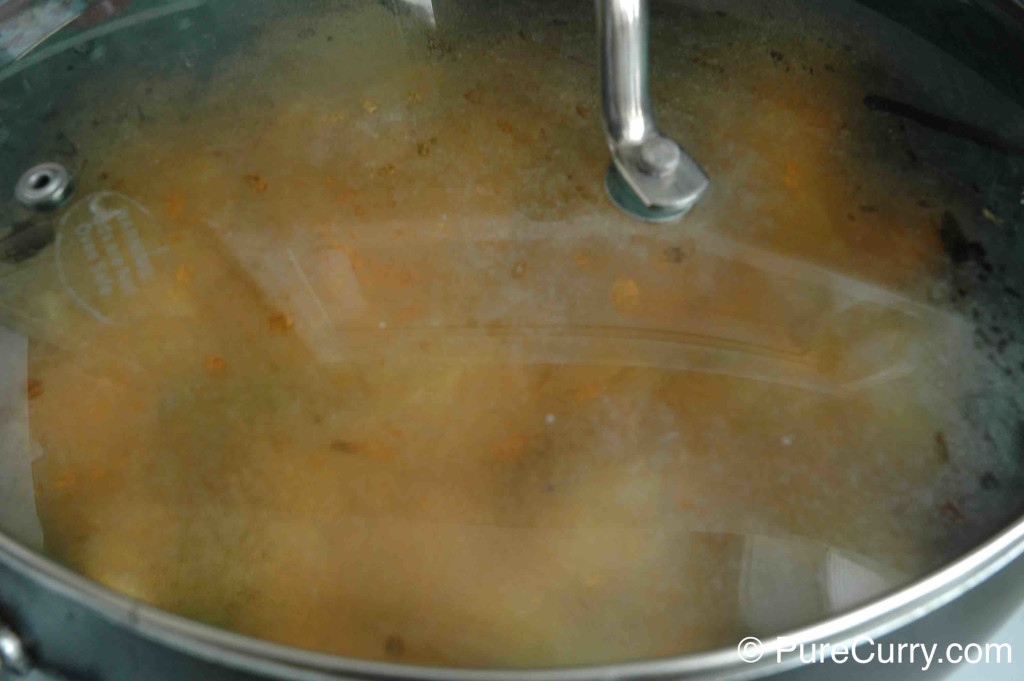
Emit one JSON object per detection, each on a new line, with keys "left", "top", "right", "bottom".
{"left": 2, "top": 514, "right": 1024, "bottom": 681}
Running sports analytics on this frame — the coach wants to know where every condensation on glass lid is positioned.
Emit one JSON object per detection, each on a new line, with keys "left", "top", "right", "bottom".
{"left": 0, "top": 0, "right": 1023, "bottom": 669}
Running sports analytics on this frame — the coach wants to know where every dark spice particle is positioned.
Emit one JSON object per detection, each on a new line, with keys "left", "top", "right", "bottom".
{"left": 55, "top": 131, "right": 78, "bottom": 158}
{"left": 934, "top": 432, "right": 950, "bottom": 465}
{"left": 330, "top": 440, "right": 356, "bottom": 453}
{"left": 939, "top": 501, "right": 965, "bottom": 522}
{"left": 26, "top": 378, "right": 44, "bottom": 400}
{"left": 663, "top": 246, "right": 685, "bottom": 263}
{"left": 384, "top": 635, "right": 406, "bottom": 658}
{"left": 939, "top": 211, "right": 970, "bottom": 265}
{"left": 980, "top": 472, "right": 1000, "bottom": 490}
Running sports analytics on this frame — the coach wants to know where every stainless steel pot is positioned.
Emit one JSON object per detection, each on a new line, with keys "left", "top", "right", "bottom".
{"left": 1, "top": 0, "right": 1023, "bottom": 679}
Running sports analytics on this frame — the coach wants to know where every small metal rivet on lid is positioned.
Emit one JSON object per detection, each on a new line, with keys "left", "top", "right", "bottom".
{"left": 15, "top": 163, "right": 74, "bottom": 212}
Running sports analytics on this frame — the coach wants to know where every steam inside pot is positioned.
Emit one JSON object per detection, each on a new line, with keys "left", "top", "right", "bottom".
{"left": 0, "top": 0, "right": 1023, "bottom": 667}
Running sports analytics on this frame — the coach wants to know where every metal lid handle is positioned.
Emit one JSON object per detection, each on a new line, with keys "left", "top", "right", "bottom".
{"left": 598, "top": 0, "right": 709, "bottom": 220}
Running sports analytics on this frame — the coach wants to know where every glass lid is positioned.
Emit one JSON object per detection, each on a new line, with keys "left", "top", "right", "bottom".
{"left": 1, "top": 0, "right": 1023, "bottom": 669}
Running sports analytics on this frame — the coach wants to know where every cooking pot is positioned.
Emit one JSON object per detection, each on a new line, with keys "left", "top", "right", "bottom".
{"left": 1, "top": 0, "right": 1024, "bottom": 679}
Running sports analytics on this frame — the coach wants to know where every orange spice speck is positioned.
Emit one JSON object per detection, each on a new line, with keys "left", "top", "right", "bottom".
{"left": 204, "top": 355, "right": 226, "bottom": 373}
